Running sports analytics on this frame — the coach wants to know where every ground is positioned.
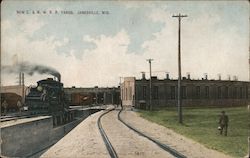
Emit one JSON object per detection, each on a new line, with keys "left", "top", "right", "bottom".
{"left": 138, "top": 106, "right": 249, "bottom": 158}
{"left": 102, "top": 110, "right": 174, "bottom": 158}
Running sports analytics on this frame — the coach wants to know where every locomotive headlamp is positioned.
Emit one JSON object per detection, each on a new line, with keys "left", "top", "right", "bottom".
{"left": 37, "top": 86, "right": 43, "bottom": 91}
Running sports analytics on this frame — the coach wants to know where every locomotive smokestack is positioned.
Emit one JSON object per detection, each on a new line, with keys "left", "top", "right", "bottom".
{"left": 58, "top": 74, "right": 61, "bottom": 82}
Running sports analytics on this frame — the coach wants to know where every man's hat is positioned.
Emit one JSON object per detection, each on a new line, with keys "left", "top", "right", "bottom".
{"left": 221, "top": 111, "right": 225, "bottom": 113}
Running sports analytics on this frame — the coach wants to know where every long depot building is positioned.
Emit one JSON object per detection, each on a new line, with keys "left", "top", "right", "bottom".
{"left": 121, "top": 74, "right": 250, "bottom": 109}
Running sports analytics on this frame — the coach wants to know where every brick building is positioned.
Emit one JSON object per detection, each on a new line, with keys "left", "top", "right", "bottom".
{"left": 121, "top": 75, "right": 250, "bottom": 109}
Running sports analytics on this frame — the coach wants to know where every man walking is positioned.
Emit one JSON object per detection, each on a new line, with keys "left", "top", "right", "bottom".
{"left": 218, "top": 111, "right": 229, "bottom": 136}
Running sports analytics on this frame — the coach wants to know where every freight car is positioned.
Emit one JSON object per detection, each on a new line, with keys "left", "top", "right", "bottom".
{"left": 70, "top": 93, "right": 95, "bottom": 106}
{"left": 1, "top": 93, "right": 22, "bottom": 112}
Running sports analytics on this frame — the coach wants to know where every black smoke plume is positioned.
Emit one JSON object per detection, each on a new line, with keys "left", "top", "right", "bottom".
{"left": 2, "top": 62, "right": 61, "bottom": 82}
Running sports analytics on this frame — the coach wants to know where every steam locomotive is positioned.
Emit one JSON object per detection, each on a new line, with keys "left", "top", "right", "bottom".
{"left": 25, "top": 78, "right": 69, "bottom": 115}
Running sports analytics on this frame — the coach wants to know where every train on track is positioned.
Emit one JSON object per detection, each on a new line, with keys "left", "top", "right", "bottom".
{"left": 70, "top": 93, "right": 95, "bottom": 106}
{"left": 1, "top": 93, "right": 22, "bottom": 112}
{"left": 24, "top": 78, "right": 73, "bottom": 125}
{"left": 25, "top": 78, "right": 68, "bottom": 113}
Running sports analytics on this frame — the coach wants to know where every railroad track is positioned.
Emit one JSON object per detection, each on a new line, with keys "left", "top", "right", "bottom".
{"left": 98, "top": 106, "right": 187, "bottom": 158}
{"left": 97, "top": 108, "right": 118, "bottom": 158}
{"left": 118, "top": 107, "right": 187, "bottom": 158}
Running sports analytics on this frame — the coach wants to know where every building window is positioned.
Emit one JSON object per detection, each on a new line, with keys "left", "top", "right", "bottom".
{"left": 196, "top": 86, "right": 200, "bottom": 99}
{"left": 153, "top": 86, "right": 158, "bottom": 99}
{"left": 246, "top": 86, "right": 248, "bottom": 99}
{"left": 165, "top": 86, "right": 168, "bottom": 100}
{"left": 171, "top": 86, "right": 176, "bottom": 99}
{"left": 233, "top": 87, "right": 237, "bottom": 99}
{"left": 181, "top": 86, "right": 187, "bottom": 99}
{"left": 239, "top": 87, "right": 243, "bottom": 99}
{"left": 142, "top": 86, "right": 147, "bottom": 99}
{"left": 205, "top": 86, "right": 209, "bottom": 99}
{"left": 218, "top": 87, "right": 222, "bottom": 99}
{"left": 224, "top": 87, "right": 229, "bottom": 99}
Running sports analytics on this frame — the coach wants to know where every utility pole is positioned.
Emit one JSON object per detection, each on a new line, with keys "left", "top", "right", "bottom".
{"left": 146, "top": 59, "right": 153, "bottom": 111}
{"left": 119, "top": 77, "right": 122, "bottom": 108}
{"left": 22, "top": 73, "right": 25, "bottom": 103}
{"left": 172, "top": 13, "right": 187, "bottom": 124}
{"left": 248, "top": 47, "right": 250, "bottom": 158}
{"left": 94, "top": 86, "right": 98, "bottom": 105}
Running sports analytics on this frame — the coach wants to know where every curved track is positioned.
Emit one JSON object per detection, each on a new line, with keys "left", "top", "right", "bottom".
{"left": 97, "top": 108, "right": 118, "bottom": 158}
{"left": 118, "top": 107, "right": 187, "bottom": 158}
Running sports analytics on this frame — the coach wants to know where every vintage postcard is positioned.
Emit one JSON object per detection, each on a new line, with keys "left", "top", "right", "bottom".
{"left": 1, "top": 1, "right": 249, "bottom": 158}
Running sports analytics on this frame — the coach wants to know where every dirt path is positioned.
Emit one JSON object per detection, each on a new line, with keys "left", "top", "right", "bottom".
{"left": 101, "top": 110, "right": 175, "bottom": 158}
{"left": 120, "top": 108, "right": 232, "bottom": 158}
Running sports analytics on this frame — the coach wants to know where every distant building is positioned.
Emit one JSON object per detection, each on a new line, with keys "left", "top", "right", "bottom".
{"left": 121, "top": 75, "right": 250, "bottom": 109}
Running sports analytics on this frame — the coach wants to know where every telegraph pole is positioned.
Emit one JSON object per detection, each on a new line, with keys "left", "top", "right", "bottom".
{"left": 172, "top": 13, "right": 187, "bottom": 124}
{"left": 22, "top": 73, "right": 25, "bottom": 103}
{"left": 147, "top": 59, "right": 153, "bottom": 110}
{"left": 248, "top": 47, "right": 250, "bottom": 158}
{"left": 119, "top": 77, "right": 122, "bottom": 108}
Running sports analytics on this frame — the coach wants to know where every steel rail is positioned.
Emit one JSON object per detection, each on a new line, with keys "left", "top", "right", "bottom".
{"left": 118, "top": 108, "right": 187, "bottom": 158}
{"left": 97, "top": 108, "right": 118, "bottom": 158}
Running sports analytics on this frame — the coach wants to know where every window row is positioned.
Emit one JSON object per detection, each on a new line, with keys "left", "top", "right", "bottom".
{"left": 140, "top": 85, "right": 248, "bottom": 100}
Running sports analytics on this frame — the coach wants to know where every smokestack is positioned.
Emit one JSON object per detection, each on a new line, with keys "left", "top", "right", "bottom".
{"left": 187, "top": 72, "right": 190, "bottom": 79}
{"left": 233, "top": 75, "right": 238, "bottom": 81}
{"left": 204, "top": 73, "right": 208, "bottom": 80}
{"left": 22, "top": 73, "right": 24, "bottom": 102}
{"left": 141, "top": 72, "right": 146, "bottom": 80}
{"left": 218, "top": 74, "right": 221, "bottom": 80}
{"left": 22, "top": 73, "right": 24, "bottom": 85}
{"left": 228, "top": 75, "right": 231, "bottom": 81}
{"left": 166, "top": 72, "right": 170, "bottom": 80}
{"left": 19, "top": 72, "right": 22, "bottom": 85}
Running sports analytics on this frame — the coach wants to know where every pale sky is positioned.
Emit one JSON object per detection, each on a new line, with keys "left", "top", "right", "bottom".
{"left": 1, "top": 1, "right": 249, "bottom": 87}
